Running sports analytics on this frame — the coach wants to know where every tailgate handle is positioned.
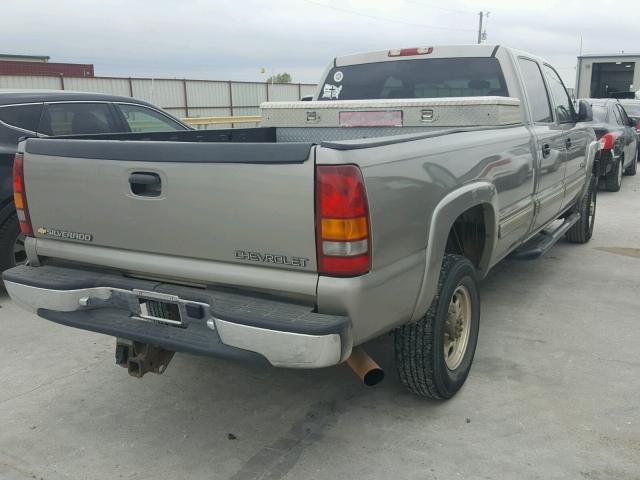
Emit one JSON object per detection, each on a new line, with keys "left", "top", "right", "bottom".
{"left": 129, "top": 172, "right": 161, "bottom": 197}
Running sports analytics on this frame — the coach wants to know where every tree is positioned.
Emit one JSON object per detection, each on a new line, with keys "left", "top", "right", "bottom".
{"left": 266, "top": 72, "right": 292, "bottom": 84}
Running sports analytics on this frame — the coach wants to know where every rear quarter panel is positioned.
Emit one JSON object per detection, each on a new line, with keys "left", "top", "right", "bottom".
{"left": 316, "top": 126, "right": 534, "bottom": 343}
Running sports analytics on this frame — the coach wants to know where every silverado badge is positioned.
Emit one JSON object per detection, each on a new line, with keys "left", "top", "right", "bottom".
{"left": 37, "top": 227, "right": 93, "bottom": 242}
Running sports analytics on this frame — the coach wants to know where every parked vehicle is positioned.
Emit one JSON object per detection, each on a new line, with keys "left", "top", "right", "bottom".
{"left": 582, "top": 98, "right": 638, "bottom": 191}
{"left": 617, "top": 99, "right": 640, "bottom": 141}
{"left": 3, "top": 46, "right": 600, "bottom": 400}
{"left": 0, "top": 89, "right": 190, "bottom": 271}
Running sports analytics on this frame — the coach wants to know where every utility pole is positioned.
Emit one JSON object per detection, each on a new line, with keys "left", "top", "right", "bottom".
{"left": 477, "top": 11, "right": 488, "bottom": 44}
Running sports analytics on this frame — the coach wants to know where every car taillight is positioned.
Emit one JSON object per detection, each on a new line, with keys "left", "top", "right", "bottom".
{"left": 599, "top": 133, "right": 615, "bottom": 150}
{"left": 388, "top": 47, "right": 433, "bottom": 57}
{"left": 13, "top": 153, "right": 33, "bottom": 236}
{"left": 316, "top": 165, "right": 371, "bottom": 276}
{"left": 636, "top": 120, "right": 640, "bottom": 133}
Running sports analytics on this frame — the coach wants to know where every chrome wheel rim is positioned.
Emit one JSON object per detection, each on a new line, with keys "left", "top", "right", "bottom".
{"left": 13, "top": 232, "right": 27, "bottom": 266}
{"left": 444, "top": 285, "right": 472, "bottom": 371}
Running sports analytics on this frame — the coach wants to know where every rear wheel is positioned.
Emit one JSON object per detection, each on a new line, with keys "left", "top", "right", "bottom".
{"left": 395, "top": 254, "right": 480, "bottom": 400}
{"left": 0, "top": 213, "right": 26, "bottom": 272}
{"left": 604, "top": 157, "right": 623, "bottom": 192}
{"left": 566, "top": 175, "right": 596, "bottom": 244}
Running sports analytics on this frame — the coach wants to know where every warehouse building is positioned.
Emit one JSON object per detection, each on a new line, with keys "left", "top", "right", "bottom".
{"left": 0, "top": 53, "right": 94, "bottom": 77}
{"left": 575, "top": 53, "right": 640, "bottom": 99}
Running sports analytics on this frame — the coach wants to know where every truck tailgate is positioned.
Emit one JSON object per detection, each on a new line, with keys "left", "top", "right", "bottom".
{"left": 23, "top": 139, "right": 318, "bottom": 274}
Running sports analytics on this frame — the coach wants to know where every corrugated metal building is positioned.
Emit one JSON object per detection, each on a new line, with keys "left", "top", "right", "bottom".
{"left": 575, "top": 53, "right": 640, "bottom": 99}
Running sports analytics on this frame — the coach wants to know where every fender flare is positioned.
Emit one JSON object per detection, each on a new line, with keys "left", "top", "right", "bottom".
{"left": 410, "top": 181, "right": 499, "bottom": 322}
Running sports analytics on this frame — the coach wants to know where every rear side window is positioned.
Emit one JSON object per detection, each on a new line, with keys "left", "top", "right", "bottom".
{"left": 542, "top": 65, "right": 575, "bottom": 123}
{"left": 517, "top": 58, "right": 552, "bottom": 123}
{"left": 116, "top": 103, "right": 186, "bottom": 132}
{"left": 591, "top": 105, "right": 608, "bottom": 123}
{"left": 318, "top": 58, "right": 508, "bottom": 100}
{"left": 39, "top": 103, "right": 119, "bottom": 136}
{"left": 0, "top": 104, "right": 43, "bottom": 132}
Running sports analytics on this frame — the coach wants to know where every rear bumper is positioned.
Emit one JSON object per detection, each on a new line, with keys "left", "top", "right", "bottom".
{"left": 597, "top": 150, "right": 619, "bottom": 176}
{"left": 3, "top": 265, "right": 352, "bottom": 368}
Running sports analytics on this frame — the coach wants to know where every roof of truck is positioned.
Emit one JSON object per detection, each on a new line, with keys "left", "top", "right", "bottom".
{"left": 334, "top": 44, "right": 503, "bottom": 67}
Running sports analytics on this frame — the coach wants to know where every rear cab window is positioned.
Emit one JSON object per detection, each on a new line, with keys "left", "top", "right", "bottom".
{"left": 318, "top": 57, "right": 509, "bottom": 100}
{"left": 39, "top": 103, "right": 120, "bottom": 136}
{"left": 0, "top": 104, "right": 43, "bottom": 132}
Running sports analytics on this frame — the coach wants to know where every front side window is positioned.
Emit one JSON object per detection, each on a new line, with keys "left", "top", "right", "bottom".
{"left": 517, "top": 58, "right": 552, "bottom": 123}
{"left": 0, "top": 104, "right": 43, "bottom": 132}
{"left": 318, "top": 57, "right": 508, "bottom": 100}
{"left": 39, "top": 103, "right": 119, "bottom": 135}
{"left": 117, "top": 104, "right": 186, "bottom": 132}
{"left": 542, "top": 65, "right": 575, "bottom": 123}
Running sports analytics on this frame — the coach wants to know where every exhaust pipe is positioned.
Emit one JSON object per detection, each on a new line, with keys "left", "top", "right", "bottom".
{"left": 346, "top": 347, "right": 384, "bottom": 386}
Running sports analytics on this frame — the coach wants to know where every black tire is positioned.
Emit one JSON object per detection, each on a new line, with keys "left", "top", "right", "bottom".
{"left": 394, "top": 254, "right": 480, "bottom": 400}
{"left": 0, "top": 213, "right": 25, "bottom": 272}
{"left": 625, "top": 150, "right": 637, "bottom": 176}
{"left": 566, "top": 175, "right": 597, "bottom": 244}
{"left": 604, "top": 157, "right": 623, "bottom": 191}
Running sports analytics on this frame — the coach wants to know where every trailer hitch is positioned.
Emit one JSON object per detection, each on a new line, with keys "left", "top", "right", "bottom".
{"left": 115, "top": 338, "right": 175, "bottom": 378}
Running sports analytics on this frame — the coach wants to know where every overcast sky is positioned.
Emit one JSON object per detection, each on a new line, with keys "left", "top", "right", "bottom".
{"left": 2, "top": 0, "right": 637, "bottom": 87}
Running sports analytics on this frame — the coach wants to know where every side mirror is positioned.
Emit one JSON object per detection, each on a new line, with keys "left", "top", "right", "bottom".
{"left": 301, "top": 95, "right": 313, "bottom": 102}
{"left": 576, "top": 100, "right": 593, "bottom": 122}
{"left": 628, "top": 117, "right": 636, "bottom": 128}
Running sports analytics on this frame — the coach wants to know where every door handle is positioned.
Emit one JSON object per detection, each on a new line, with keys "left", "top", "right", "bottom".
{"left": 565, "top": 137, "right": 572, "bottom": 149}
{"left": 129, "top": 172, "right": 161, "bottom": 197}
{"left": 542, "top": 143, "right": 551, "bottom": 158}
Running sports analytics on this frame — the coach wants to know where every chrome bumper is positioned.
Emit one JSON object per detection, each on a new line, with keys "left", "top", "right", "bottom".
{"left": 4, "top": 274, "right": 351, "bottom": 369}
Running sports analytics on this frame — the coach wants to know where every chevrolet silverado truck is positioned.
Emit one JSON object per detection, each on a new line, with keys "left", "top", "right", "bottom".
{"left": 3, "top": 45, "right": 600, "bottom": 400}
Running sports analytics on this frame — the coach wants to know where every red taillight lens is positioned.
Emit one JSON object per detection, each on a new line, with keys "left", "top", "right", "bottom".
{"left": 13, "top": 153, "right": 33, "bottom": 236}
{"left": 599, "top": 133, "right": 615, "bottom": 150}
{"left": 636, "top": 120, "right": 640, "bottom": 133}
{"left": 388, "top": 47, "right": 433, "bottom": 57}
{"left": 316, "top": 165, "right": 371, "bottom": 277}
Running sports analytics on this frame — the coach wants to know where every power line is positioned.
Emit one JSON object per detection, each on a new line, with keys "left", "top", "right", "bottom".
{"left": 402, "top": 0, "right": 477, "bottom": 16}
{"left": 301, "top": 0, "right": 477, "bottom": 32}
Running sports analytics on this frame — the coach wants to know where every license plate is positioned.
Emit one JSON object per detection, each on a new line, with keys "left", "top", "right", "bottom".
{"left": 132, "top": 289, "right": 183, "bottom": 326}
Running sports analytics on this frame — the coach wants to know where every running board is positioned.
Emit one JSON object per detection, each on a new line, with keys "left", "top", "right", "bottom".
{"left": 510, "top": 213, "right": 581, "bottom": 260}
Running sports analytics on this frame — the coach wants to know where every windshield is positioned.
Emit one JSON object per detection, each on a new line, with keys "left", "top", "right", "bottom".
{"left": 318, "top": 57, "right": 508, "bottom": 101}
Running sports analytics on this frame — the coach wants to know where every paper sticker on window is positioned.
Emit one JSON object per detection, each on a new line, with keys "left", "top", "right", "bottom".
{"left": 333, "top": 71, "right": 343, "bottom": 82}
{"left": 322, "top": 84, "right": 343, "bottom": 100}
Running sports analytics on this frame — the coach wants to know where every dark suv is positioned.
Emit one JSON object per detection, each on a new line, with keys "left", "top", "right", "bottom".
{"left": 0, "top": 89, "right": 190, "bottom": 271}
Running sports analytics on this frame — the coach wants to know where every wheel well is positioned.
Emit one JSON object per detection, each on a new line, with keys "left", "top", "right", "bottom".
{"left": 444, "top": 204, "right": 490, "bottom": 270}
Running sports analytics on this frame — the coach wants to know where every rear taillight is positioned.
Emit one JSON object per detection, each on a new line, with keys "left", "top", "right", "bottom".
{"left": 13, "top": 153, "right": 33, "bottom": 236}
{"left": 388, "top": 47, "right": 433, "bottom": 57}
{"left": 316, "top": 165, "right": 371, "bottom": 276}
{"left": 636, "top": 120, "right": 640, "bottom": 133}
{"left": 599, "top": 133, "right": 615, "bottom": 150}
